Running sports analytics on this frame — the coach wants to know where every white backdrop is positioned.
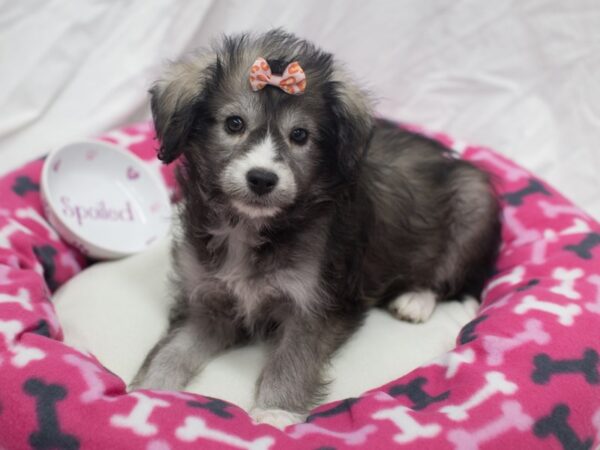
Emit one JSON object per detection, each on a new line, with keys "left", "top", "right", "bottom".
{"left": 1, "top": 0, "right": 599, "bottom": 219}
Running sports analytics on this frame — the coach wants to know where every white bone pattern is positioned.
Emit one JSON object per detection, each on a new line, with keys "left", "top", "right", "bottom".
{"left": 428, "top": 348, "right": 476, "bottom": 378}
{"left": 289, "top": 423, "right": 377, "bottom": 445}
{"left": 483, "top": 319, "right": 550, "bottom": 366}
{"left": 0, "top": 266, "right": 13, "bottom": 285}
{"left": 0, "top": 288, "right": 33, "bottom": 311}
{"left": 439, "top": 372, "right": 517, "bottom": 421}
{"left": 446, "top": 400, "right": 533, "bottom": 450}
{"left": 529, "top": 218, "right": 591, "bottom": 265}
{"left": 111, "top": 392, "right": 170, "bottom": 436}
{"left": 514, "top": 295, "right": 581, "bottom": 326}
{"left": 560, "top": 218, "right": 592, "bottom": 235}
{"left": 592, "top": 407, "right": 600, "bottom": 443}
{"left": 502, "top": 208, "right": 540, "bottom": 246}
{"left": 146, "top": 440, "right": 172, "bottom": 450}
{"left": 176, "top": 416, "right": 275, "bottom": 450}
{"left": 549, "top": 267, "right": 583, "bottom": 300}
{"left": 538, "top": 201, "right": 591, "bottom": 220}
{"left": 16, "top": 208, "right": 60, "bottom": 241}
{"left": 0, "top": 319, "right": 45, "bottom": 367}
{"left": 63, "top": 354, "right": 107, "bottom": 403}
{"left": 530, "top": 230, "right": 558, "bottom": 265}
{"left": 372, "top": 405, "right": 441, "bottom": 443}
{"left": 482, "top": 266, "right": 525, "bottom": 298}
{"left": 0, "top": 219, "right": 33, "bottom": 249}
{"left": 585, "top": 274, "right": 600, "bottom": 314}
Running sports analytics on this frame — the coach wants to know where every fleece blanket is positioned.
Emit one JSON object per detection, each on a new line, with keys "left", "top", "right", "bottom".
{"left": 0, "top": 123, "right": 599, "bottom": 449}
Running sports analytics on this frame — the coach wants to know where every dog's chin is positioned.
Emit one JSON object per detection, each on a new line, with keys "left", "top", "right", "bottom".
{"left": 231, "top": 199, "right": 282, "bottom": 219}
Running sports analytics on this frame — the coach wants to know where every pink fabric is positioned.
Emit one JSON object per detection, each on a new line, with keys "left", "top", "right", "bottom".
{"left": 249, "top": 57, "right": 307, "bottom": 95}
{"left": 0, "top": 122, "right": 599, "bottom": 449}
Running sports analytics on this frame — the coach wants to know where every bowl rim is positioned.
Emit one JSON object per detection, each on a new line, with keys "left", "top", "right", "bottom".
{"left": 41, "top": 138, "right": 171, "bottom": 258}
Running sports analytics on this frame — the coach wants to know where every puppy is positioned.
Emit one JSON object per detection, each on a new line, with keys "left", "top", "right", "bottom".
{"left": 131, "top": 29, "right": 500, "bottom": 428}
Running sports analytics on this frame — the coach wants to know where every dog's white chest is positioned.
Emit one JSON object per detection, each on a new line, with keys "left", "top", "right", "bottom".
{"left": 179, "top": 227, "right": 321, "bottom": 318}
{"left": 216, "top": 231, "right": 320, "bottom": 316}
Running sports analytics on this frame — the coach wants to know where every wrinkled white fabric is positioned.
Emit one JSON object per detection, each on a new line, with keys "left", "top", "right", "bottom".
{"left": 1, "top": 0, "right": 599, "bottom": 219}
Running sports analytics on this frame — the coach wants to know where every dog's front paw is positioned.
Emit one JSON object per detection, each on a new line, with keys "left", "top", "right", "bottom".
{"left": 388, "top": 290, "right": 437, "bottom": 323}
{"left": 249, "top": 407, "right": 305, "bottom": 430}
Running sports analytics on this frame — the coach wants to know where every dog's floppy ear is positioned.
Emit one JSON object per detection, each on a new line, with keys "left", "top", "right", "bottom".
{"left": 330, "top": 67, "right": 373, "bottom": 179}
{"left": 150, "top": 53, "right": 215, "bottom": 163}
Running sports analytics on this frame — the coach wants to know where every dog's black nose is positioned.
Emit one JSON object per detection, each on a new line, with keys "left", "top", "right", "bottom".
{"left": 246, "top": 169, "right": 279, "bottom": 196}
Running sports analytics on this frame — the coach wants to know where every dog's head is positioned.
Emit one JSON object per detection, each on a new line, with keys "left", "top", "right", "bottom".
{"left": 151, "top": 29, "right": 372, "bottom": 219}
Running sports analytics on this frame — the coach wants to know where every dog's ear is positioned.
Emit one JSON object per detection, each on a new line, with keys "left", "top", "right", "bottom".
{"left": 330, "top": 67, "right": 373, "bottom": 179}
{"left": 150, "top": 53, "right": 215, "bottom": 163}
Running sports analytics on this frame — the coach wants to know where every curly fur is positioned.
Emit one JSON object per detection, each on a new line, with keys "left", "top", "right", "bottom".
{"left": 131, "top": 29, "right": 501, "bottom": 418}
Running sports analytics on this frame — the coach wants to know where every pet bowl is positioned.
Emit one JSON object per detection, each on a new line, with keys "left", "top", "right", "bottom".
{"left": 41, "top": 140, "right": 171, "bottom": 259}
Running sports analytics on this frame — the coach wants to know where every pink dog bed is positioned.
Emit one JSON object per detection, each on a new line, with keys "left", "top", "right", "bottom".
{"left": 0, "top": 123, "right": 599, "bottom": 449}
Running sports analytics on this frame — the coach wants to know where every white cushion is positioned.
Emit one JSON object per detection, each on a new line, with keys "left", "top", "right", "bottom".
{"left": 53, "top": 236, "right": 477, "bottom": 410}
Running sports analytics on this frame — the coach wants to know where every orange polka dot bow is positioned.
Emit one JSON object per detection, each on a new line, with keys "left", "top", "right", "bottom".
{"left": 249, "top": 57, "right": 307, "bottom": 95}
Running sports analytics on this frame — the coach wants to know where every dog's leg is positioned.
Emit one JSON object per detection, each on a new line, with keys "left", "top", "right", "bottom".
{"left": 250, "top": 315, "right": 359, "bottom": 429}
{"left": 130, "top": 293, "right": 241, "bottom": 391}
{"left": 433, "top": 166, "right": 500, "bottom": 299}
{"left": 130, "top": 322, "right": 219, "bottom": 390}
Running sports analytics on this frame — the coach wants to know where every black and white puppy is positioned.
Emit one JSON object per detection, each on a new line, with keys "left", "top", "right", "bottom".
{"left": 131, "top": 29, "right": 500, "bottom": 428}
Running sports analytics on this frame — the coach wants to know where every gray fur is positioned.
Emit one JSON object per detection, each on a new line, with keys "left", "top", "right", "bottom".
{"left": 131, "top": 29, "right": 500, "bottom": 416}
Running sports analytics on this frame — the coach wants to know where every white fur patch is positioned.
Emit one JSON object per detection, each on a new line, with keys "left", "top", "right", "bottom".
{"left": 231, "top": 200, "right": 281, "bottom": 219}
{"left": 221, "top": 134, "right": 297, "bottom": 217}
{"left": 177, "top": 220, "right": 324, "bottom": 321}
{"left": 388, "top": 290, "right": 437, "bottom": 323}
{"left": 241, "top": 134, "right": 278, "bottom": 169}
{"left": 249, "top": 407, "right": 305, "bottom": 430}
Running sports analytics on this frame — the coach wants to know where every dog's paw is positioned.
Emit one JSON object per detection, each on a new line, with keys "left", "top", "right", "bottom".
{"left": 249, "top": 407, "right": 305, "bottom": 430}
{"left": 388, "top": 290, "right": 437, "bottom": 323}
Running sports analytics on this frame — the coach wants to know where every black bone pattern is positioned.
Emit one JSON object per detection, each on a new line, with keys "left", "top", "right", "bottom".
{"left": 32, "top": 320, "right": 51, "bottom": 338}
{"left": 33, "top": 245, "right": 59, "bottom": 291}
{"left": 564, "top": 232, "right": 600, "bottom": 260}
{"left": 23, "top": 378, "right": 80, "bottom": 450}
{"left": 187, "top": 398, "right": 234, "bottom": 419}
{"left": 459, "top": 315, "right": 488, "bottom": 345}
{"left": 502, "top": 178, "right": 551, "bottom": 206}
{"left": 534, "top": 404, "right": 592, "bottom": 450}
{"left": 532, "top": 348, "right": 599, "bottom": 385}
{"left": 388, "top": 377, "right": 450, "bottom": 410}
{"left": 306, "top": 398, "right": 360, "bottom": 422}
{"left": 516, "top": 279, "right": 540, "bottom": 291}
{"left": 12, "top": 176, "right": 40, "bottom": 196}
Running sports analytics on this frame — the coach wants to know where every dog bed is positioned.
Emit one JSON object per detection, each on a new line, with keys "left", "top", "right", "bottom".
{"left": 1, "top": 123, "right": 599, "bottom": 449}
{"left": 51, "top": 233, "right": 479, "bottom": 413}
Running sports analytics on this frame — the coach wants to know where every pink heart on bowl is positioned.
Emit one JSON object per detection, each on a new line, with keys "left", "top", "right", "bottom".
{"left": 52, "top": 160, "right": 61, "bottom": 172}
{"left": 150, "top": 201, "right": 161, "bottom": 213}
{"left": 126, "top": 167, "right": 140, "bottom": 180}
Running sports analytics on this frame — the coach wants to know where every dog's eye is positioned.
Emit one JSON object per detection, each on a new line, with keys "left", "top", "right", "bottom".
{"left": 225, "top": 116, "right": 245, "bottom": 134}
{"left": 290, "top": 128, "right": 308, "bottom": 145}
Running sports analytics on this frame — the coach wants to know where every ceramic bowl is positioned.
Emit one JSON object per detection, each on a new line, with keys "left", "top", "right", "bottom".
{"left": 41, "top": 140, "right": 171, "bottom": 259}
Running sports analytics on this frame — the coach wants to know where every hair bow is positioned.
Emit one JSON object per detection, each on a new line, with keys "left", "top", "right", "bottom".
{"left": 249, "top": 57, "right": 307, "bottom": 95}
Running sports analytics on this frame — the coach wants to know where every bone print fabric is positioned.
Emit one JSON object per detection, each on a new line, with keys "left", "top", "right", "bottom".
{"left": 249, "top": 57, "right": 307, "bottom": 95}
{"left": 0, "top": 122, "right": 599, "bottom": 449}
